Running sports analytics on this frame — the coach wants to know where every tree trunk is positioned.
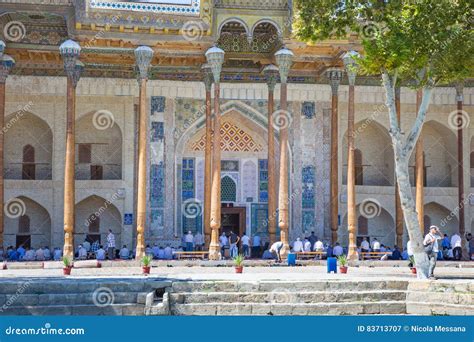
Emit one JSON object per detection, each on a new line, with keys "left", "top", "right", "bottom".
{"left": 381, "top": 72, "right": 432, "bottom": 279}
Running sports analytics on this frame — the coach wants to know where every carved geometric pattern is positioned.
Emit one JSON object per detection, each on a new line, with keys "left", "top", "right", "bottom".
{"left": 192, "top": 121, "right": 263, "bottom": 152}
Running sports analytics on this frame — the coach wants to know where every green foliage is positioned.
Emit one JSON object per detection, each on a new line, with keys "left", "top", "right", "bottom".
{"left": 408, "top": 255, "right": 416, "bottom": 268}
{"left": 62, "top": 256, "right": 72, "bottom": 268}
{"left": 337, "top": 254, "right": 348, "bottom": 267}
{"left": 233, "top": 254, "right": 245, "bottom": 267}
{"left": 294, "top": 0, "right": 473, "bottom": 87}
{"left": 141, "top": 255, "right": 152, "bottom": 267}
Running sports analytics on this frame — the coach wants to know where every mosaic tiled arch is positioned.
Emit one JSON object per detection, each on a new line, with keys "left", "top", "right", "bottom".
{"left": 191, "top": 121, "right": 263, "bottom": 152}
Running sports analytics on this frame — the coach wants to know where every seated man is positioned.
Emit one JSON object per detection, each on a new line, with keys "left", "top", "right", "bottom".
{"left": 53, "top": 247, "right": 62, "bottom": 261}
{"left": 360, "top": 238, "right": 370, "bottom": 253}
{"left": 119, "top": 245, "right": 130, "bottom": 260}
{"left": 77, "top": 245, "right": 87, "bottom": 260}
{"left": 24, "top": 248, "right": 35, "bottom": 261}
{"left": 158, "top": 247, "right": 165, "bottom": 260}
{"left": 43, "top": 246, "right": 51, "bottom": 261}
{"left": 35, "top": 247, "right": 45, "bottom": 261}
{"left": 292, "top": 238, "right": 304, "bottom": 253}
{"left": 269, "top": 241, "right": 284, "bottom": 262}
{"left": 96, "top": 245, "right": 106, "bottom": 261}
{"left": 333, "top": 243, "right": 344, "bottom": 257}
{"left": 152, "top": 243, "right": 160, "bottom": 259}
{"left": 303, "top": 238, "right": 311, "bottom": 252}
{"left": 17, "top": 246, "right": 26, "bottom": 260}
{"left": 314, "top": 239, "right": 324, "bottom": 252}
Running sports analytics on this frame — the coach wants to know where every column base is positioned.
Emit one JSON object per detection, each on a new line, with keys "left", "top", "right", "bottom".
{"left": 208, "top": 242, "right": 221, "bottom": 261}
{"left": 135, "top": 248, "right": 145, "bottom": 261}
{"left": 347, "top": 247, "right": 359, "bottom": 261}
{"left": 280, "top": 243, "right": 290, "bottom": 260}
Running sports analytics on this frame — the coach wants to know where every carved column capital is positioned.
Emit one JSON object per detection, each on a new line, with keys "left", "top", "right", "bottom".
{"left": 455, "top": 81, "right": 464, "bottom": 102}
{"left": 263, "top": 64, "right": 279, "bottom": 92}
{"left": 201, "top": 64, "right": 214, "bottom": 92}
{"left": 326, "top": 68, "right": 344, "bottom": 94}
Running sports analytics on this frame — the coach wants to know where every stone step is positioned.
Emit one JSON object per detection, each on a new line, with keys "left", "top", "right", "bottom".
{"left": 0, "top": 292, "right": 147, "bottom": 307}
{"left": 169, "top": 290, "right": 407, "bottom": 304}
{"left": 0, "top": 279, "right": 170, "bottom": 295}
{"left": 170, "top": 280, "right": 408, "bottom": 293}
{"left": 170, "top": 301, "right": 407, "bottom": 316}
{"left": 0, "top": 303, "right": 146, "bottom": 316}
{"left": 406, "top": 302, "right": 474, "bottom": 316}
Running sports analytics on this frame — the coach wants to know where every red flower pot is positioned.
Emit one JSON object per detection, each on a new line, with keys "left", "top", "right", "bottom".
{"left": 63, "top": 267, "right": 72, "bottom": 276}
{"left": 142, "top": 266, "right": 150, "bottom": 275}
{"left": 2, "top": 263, "right": 7, "bottom": 270}
{"left": 339, "top": 266, "right": 348, "bottom": 274}
{"left": 410, "top": 267, "right": 417, "bottom": 274}
{"left": 235, "top": 266, "right": 243, "bottom": 274}
{"left": 97, "top": 262, "right": 102, "bottom": 268}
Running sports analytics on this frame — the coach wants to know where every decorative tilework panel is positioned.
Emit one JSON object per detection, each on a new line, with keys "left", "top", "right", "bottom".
{"left": 151, "top": 209, "right": 164, "bottom": 227}
{"left": 151, "top": 96, "right": 166, "bottom": 114}
{"left": 151, "top": 122, "right": 164, "bottom": 142}
{"left": 251, "top": 204, "right": 269, "bottom": 238}
{"left": 181, "top": 158, "right": 202, "bottom": 234}
{"left": 192, "top": 121, "right": 263, "bottom": 152}
{"left": 259, "top": 159, "right": 268, "bottom": 203}
{"left": 302, "top": 210, "right": 316, "bottom": 234}
{"left": 150, "top": 162, "right": 165, "bottom": 208}
{"left": 302, "top": 166, "right": 315, "bottom": 209}
{"left": 242, "top": 160, "right": 257, "bottom": 202}
{"left": 182, "top": 158, "right": 195, "bottom": 201}
{"left": 221, "top": 176, "right": 237, "bottom": 202}
{"left": 90, "top": 0, "right": 201, "bottom": 16}
{"left": 302, "top": 102, "right": 315, "bottom": 119}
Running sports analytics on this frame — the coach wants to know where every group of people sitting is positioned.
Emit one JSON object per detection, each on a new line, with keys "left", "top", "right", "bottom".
{"left": 0, "top": 245, "right": 62, "bottom": 262}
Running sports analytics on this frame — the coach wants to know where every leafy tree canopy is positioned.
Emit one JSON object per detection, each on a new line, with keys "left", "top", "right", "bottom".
{"left": 294, "top": 0, "right": 473, "bottom": 87}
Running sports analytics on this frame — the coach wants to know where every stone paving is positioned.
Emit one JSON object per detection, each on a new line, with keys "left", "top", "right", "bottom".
{"left": 1, "top": 262, "right": 473, "bottom": 282}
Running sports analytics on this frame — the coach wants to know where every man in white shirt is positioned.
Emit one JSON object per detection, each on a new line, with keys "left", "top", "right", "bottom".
{"left": 119, "top": 245, "right": 130, "bottom": 259}
{"left": 194, "top": 232, "right": 204, "bottom": 251}
{"left": 450, "top": 233, "right": 462, "bottom": 260}
{"left": 360, "top": 238, "right": 370, "bottom": 252}
{"left": 185, "top": 231, "right": 194, "bottom": 252}
{"left": 78, "top": 245, "right": 87, "bottom": 260}
{"left": 83, "top": 240, "right": 91, "bottom": 253}
{"left": 241, "top": 233, "right": 250, "bottom": 257}
{"left": 35, "top": 247, "right": 45, "bottom": 261}
{"left": 314, "top": 239, "right": 324, "bottom": 252}
{"left": 106, "top": 230, "right": 116, "bottom": 260}
{"left": 269, "top": 241, "right": 284, "bottom": 262}
{"left": 252, "top": 234, "right": 261, "bottom": 258}
{"left": 372, "top": 239, "right": 381, "bottom": 252}
{"left": 303, "top": 238, "right": 311, "bottom": 252}
{"left": 333, "top": 243, "right": 344, "bottom": 256}
{"left": 424, "top": 225, "right": 442, "bottom": 279}
{"left": 293, "top": 238, "right": 304, "bottom": 253}
{"left": 164, "top": 245, "right": 173, "bottom": 260}
{"left": 24, "top": 248, "right": 35, "bottom": 261}
{"left": 407, "top": 240, "right": 413, "bottom": 257}
{"left": 96, "top": 246, "right": 106, "bottom": 260}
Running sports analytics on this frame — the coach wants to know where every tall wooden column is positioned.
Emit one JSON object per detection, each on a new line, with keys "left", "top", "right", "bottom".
{"left": 0, "top": 51, "right": 14, "bottom": 249}
{"left": 263, "top": 65, "right": 279, "bottom": 245}
{"left": 59, "top": 40, "right": 82, "bottom": 259}
{"left": 455, "top": 83, "right": 465, "bottom": 243}
{"left": 275, "top": 48, "right": 293, "bottom": 257}
{"left": 134, "top": 46, "right": 154, "bottom": 260}
{"left": 395, "top": 86, "right": 404, "bottom": 248}
{"left": 343, "top": 51, "right": 359, "bottom": 260}
{"left": 202, "top": 65, "right": 213, "bottom": 248}
{"left": 326, "top": 68, "right": 343, "bottom": 245}
{"left": 415, "top": 89, "right": 424, "bottom": 233}
{"left": 206, "top": 46, "right": 225, "bottom": 260}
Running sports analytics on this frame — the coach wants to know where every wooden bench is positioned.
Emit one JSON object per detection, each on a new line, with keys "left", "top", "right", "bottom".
{"left": 361, "top": 252, "right": 392, "bottom": 260}
{"left": 296, "top": 251, "right": 326, "bottom": 260}
{"left": 173, "top": 251, "right": 209, "bottom": 260}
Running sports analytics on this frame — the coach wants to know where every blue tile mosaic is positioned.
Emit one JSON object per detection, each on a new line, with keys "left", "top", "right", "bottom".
{"left": 151, "top": 96, "right": 166, "bottom": 113}
{"left": 302, "top": 166, "right": 315, "bottom": 209}
{"left": 150, "top": 162, "right": 165, "bottom": 208}
{"left": 151, "top": 122, "right": 164, "bottom": 142}
{"left": 302, "top": 102, "right": 315, "bottom": 119}
{"left": 259, "top": 159, "right": 268, "bottom": 203}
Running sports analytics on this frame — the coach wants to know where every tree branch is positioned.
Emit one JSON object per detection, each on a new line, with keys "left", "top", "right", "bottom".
{"left": 403, "top": 86, "right": 433, "bottom": 156}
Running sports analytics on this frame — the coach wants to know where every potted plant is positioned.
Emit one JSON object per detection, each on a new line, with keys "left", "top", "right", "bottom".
{"left": 408, "top": 256, "right": 416, "bottom": 274}
{"left": 62, "top": 256, "right": 72, "bottom": 276}
{"left": 2, "top": 261, "right": 7, "bottom": 270}
{"left": 337, "top": 255, "right": 348, "bottom": 274}
{"left": 233, "top": 254, "right": 244, "bottom": 274}
{"left": 141, "top": 255, "right": 152, "bottom": 275}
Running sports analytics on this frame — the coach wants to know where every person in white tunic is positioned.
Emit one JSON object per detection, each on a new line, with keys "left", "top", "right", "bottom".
{"left": 293, "top": 238, "right": 304, "bottom": 253}
{"left": 424, "top": 225, "right": 442, "bottom": 279}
